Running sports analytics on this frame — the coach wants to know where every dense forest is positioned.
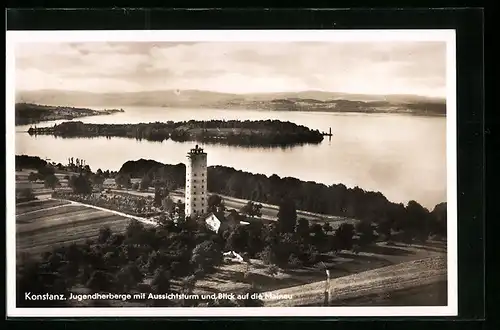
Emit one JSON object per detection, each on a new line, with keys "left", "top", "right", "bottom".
{"left": 116, "top": 158, "right": 447, "bottom": 239}
{"left": 15, "top": 103, "right": 124, "bottom": 126}
{"left": 27, "top": 119, "right": 324, "bottom": 147}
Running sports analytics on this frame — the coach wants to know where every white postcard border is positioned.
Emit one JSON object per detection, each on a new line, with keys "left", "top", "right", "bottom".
{"left": 5, "top": 29, "right": 457, "bottom": 318}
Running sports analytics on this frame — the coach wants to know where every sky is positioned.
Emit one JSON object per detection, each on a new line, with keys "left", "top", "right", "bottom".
{"left": 15, "top": 41, "right": 447, "bottom": 97}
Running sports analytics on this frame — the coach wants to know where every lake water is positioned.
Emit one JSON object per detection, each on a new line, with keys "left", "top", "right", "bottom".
{"left": 15, "top": 107, "right": 446, "bottom": 209}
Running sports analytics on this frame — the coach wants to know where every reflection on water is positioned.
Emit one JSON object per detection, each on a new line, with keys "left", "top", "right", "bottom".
{"left": 15, "top": 107, "right": 447, "bottom": 208}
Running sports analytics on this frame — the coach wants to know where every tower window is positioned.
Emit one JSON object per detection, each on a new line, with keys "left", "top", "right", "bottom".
{"left": 194, "top": 186, "right": 197, "bottom": 189}
{"left": 193, "top": 197, "right": 196, "bottom": 201}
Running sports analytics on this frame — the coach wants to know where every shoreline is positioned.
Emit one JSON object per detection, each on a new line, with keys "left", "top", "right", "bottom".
{"left": 25, "top": 119, "right": 325, "bottom": 146}
{"left": 15, "top": 103, "right": 125, "bottom": 127}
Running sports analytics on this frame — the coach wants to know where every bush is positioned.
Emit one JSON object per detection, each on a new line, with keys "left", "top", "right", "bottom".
{"left": 287, "top": 253, "right": 302, "bottom": 268}
{"left": 17, "top": 188, "right": 36, "bottom": 203}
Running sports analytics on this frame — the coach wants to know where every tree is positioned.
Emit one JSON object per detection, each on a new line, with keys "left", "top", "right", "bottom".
{"left": 266, "top": 264, "right": 279, "bottom": 277}
{"left": 376, "top": 219, "right": 393, "bottom": 242}
{"left": 154, "top": 187, "right": 169, "bottom": 207}
{"left": 334, "top": 223, "right": 355, "bottom": 251}
{"left": 44, "top": 174, "right": 60, "bottom": 190}
{"left": 140, "top": 174, "right": 151, "bottom": 191}
{"left": 86, "top": 270, "right": 114, "bottom": 292}
{"left": 191, "top": 240, "right": 221, "bottom": 274}
{"left": 125, "top": 220, "right": 146, "bottom": 243}
{"left": 258, "top": 245, "right": 276, "bottom": 265}
{"left": 322, "top": 222, "right": 333, "bottom": 234}
{"left": 310, "top": 223, "right": 328, "bottom": 252}
{"left": 430, "top": 202, "right": 447, "bottom": 238}
{"left": 300, "top": 244, "right": 320, "bottom": 265}
{"left": 17, "top": 187, "right": 35, "bottom": 202}
{"left": 97, "top": 226, "right": 113, "bottom": 244}
{"left": 246, "top": 222, "right": 265, "bottom": 257}
{"left": 225, "top": 225, "right": 249, "bottom": 253}
{"left": 162, "top": 196, "right": 175, "bottom": 212}
{"left": 68, "top": 174, "right": 92, "bottom": 194}
{"left": 404, "top": 200, "right": 431, "bottom": 243}
{"left": 115, "top": 173, "right": 131, "bottom": 189}
{"left": 207, "top": 194, "right": 224, "bottom": 213}
{"left": 116, "top": 262, "right": 144, "bottom": 291}
{"left": 17, "top": 259, "right": 68, "bottom": 307}
{"left": 91, "top": 174, "right": 105, "bottom": 188}
{"left": 38, "top": 166, "right": 55, "bottom": 179}
{"left": 240, "top": 201, "right": 263, "bottom": 219}
{"left": 355, "top": 220, "right": 377, "bottom": 248}
{"left": 135, "top": 198, "right": 146, "bottom": 214}
{"left": 151, "top": 267, "right": 171, "bottom": 294}
{"left": 181, "top": 275, "right": 198, "bottom": 294}
{"left": 296, "top": 218, "right": 310, "bottom": 240}
{"left": 277, "top": 198, "right": 297, "bottom": 233}
{"left": 28, "top": 172, "right": 38, "bottom": 182}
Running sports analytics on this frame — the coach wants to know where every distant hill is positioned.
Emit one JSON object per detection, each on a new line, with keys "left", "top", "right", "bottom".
{"left": 16, "top": 89, "right": 446, "bottom": 116}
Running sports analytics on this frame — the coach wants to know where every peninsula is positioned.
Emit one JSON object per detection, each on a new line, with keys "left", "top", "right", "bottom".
{"left": 15, "top": 103, "right": 125, "bottom": 126}
{"left": 27, "top": 120, "right": 325, "bottom": 147}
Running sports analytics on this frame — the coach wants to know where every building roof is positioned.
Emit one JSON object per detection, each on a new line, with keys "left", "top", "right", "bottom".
{"left": 204, "top": 210, "right": 241, "bottom": 224}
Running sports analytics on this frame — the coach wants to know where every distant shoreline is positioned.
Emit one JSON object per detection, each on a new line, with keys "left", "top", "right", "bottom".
{"left": 16, "top": 89, "right": 447, "bottom": 117}
{"left": 15, "top": 103, "right": 125, "bottom": 126}
{"left": 170, "top": 105, "right": 447, "bottom": 117}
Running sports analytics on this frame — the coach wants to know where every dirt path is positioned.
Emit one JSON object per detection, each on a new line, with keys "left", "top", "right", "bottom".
{"left": 17, "top": 203, "right": 72, "bottom": 217}
{"left": 51, "top": 198, "right": 158, "bottom": 226}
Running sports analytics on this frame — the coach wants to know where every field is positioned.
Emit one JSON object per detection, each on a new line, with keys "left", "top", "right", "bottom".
{"left": 331, "top": 280, "right": 448, "bottom": 306}
{"left": 16, "top": 199, "right": 71, "bottom": 215}
{"left": 261, "top": 255, "right": 447, "bottom": 307}
{"left": 181, "top": 240, "right": 447, "bottom": 304}
{"left": 16, "top": 199, "right": 132, "bottom": 256}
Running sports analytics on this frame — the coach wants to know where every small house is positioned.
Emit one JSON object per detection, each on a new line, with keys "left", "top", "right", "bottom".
{"left": 204, "top": 210, "right": 241, "bottom": 233}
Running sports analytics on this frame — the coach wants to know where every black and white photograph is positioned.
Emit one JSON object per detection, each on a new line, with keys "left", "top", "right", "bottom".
{"left": 6, "top": 30, "right": 457, "bottom": 317}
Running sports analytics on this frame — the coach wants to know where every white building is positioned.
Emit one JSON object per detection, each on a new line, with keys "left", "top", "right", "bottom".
{"left": 185, "top": 145, "right": 208, "bottom": 219}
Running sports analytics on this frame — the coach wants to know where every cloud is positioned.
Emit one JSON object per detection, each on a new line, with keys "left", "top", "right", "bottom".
{"left": 14, "top": 41, "right": 447, "bottom": 96}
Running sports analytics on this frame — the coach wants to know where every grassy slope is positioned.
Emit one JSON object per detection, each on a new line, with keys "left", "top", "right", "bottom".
{"left": 262, "top": 256, "right": 447, "bottom": 307}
